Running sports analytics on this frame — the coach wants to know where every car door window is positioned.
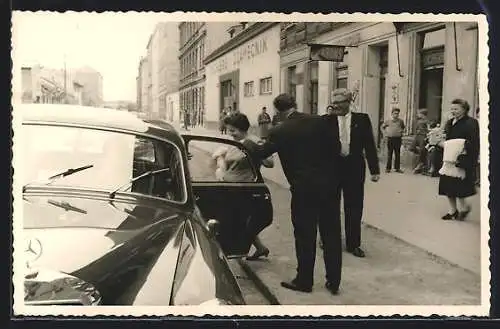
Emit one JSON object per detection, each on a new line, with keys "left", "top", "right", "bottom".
{"left": 187, "top": 140, "right": 257, "bottom": 183}
{"left": 131, "top": 137, "right": 185, "bottom": 202}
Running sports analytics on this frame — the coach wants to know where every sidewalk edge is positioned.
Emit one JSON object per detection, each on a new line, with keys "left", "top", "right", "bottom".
{"left": 362, "top": 222, "right": 480, "bottom": 276}
{"left": 236, "top": 259, "right": 281, "bottom": 305}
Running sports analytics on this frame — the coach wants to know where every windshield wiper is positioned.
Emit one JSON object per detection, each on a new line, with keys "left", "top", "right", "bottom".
{"left": 23, "top": 164, "right": 94, "bottom": 193}
{"left": 109, "top": 168, "right": 170, "bottom": 199}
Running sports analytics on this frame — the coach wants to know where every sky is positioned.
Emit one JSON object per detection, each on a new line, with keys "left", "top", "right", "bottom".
{"left": 12, "top": 12, "right": 175, "bottom": 102}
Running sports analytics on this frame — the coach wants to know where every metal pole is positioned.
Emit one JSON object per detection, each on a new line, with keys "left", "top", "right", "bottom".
{"left": 453, "top": 22, "right": 462, "bottom": 71}
{"left": 395, "top": 33, "right": 404, "bottom": 77}
{"left": 64, "top": 53, "right": 67, "bottom": 103}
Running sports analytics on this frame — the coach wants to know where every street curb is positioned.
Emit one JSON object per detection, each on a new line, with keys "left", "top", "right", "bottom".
{"left": 361, "top": 222, "right": 479, "bottom": 276}
{"left": 236, "top": 259, "right": 281, "bottom": 305}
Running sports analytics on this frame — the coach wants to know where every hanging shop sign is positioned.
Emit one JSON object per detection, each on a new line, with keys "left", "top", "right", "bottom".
{"left": 308, "top": 44, "right": 346, "bottom": 62}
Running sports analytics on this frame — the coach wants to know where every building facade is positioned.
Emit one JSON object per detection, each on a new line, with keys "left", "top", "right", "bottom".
{"left": 165, "top": 91, "right": 180, "bottom": 123}
{"left": 279, "top": 22, "right": 480, "bottom": 145}
{"left": 204, "top": 22, "right": 281, "bottom": 131}
{"left": 21, "top": 65, "right": 93, "bottom": 106}
{"left": 140, "top": 23, "right": 180, "bottom": 119}
{"left": 73, "top": 66, "right": 104, "bottom": 107}
{"left": 157, "top": 23, "right": 180, "bottom": 119}
{"left": 178, "top": 22, "right": 236, "bottom": 126}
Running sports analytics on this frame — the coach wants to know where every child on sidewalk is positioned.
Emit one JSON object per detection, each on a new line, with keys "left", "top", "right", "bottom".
{"left": 381, "top": 108, "right": 406, "bottom": 173}
{"left": 425, "top": 121, "right": 446, "bottom": 176}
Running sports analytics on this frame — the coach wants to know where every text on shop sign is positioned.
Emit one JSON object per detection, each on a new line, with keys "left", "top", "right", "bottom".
{"left": 212, "top": 37, "right": 269, "bottom": 74}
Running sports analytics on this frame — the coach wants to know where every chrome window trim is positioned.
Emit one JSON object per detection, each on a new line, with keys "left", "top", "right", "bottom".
{"left": 22, "top": 121, "right": 189, "bottom": 205}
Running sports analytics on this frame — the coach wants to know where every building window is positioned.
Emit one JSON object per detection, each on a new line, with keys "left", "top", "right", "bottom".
{"left": 335, "top": 51, "right": 349, "bottom": 89}
{"left": 259, "top": 77, "right": 272, "bottom": 95}
{"left": 244, "top": 81, "right": 254, "bottom": 97}
{"left": 309, "top": 62, "right": 319, "bottom": 115}
{"left": 201, "top": 86, "right": 205, "bottom": 109}
{"left": 287, "top": 66, "right": 297, "bottom": 99}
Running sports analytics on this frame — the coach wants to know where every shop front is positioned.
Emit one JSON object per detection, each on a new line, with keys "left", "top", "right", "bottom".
{"left": 204, "top": 23, "right": 281, "bottom": 132}
{"left": 280, "top": 22, "right": 480, "bottom": 149}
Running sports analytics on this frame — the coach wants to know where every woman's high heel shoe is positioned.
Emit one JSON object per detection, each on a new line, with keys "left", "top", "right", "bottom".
{"left": 457, "top": 206, "right": 471, "bottom": 221}
{"left": 441, "top": 211, "right": 458, "bottom": 220}
{"left": 246, "top": 248, "right": 270, "bottom": 261}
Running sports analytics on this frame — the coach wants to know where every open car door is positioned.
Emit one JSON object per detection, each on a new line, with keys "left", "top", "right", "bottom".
{"left": 182, "top": 135, "right": 273, "bottom": 258}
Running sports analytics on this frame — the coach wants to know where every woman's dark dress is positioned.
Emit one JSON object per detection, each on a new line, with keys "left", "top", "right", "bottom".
{"left": 438, "top": 115, "right": 479, "bottom": 198}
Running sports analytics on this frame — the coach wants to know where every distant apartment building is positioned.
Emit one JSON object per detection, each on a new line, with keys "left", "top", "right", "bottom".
{"left": 73, "top": 66, "right": 104, "bottom": 107}
{"left": 178, "top": 21, "right": 236, "bottom": 126}
{"left": 141, "top": 22, "right": 180, "bottom": 119}
{"left": 139, "top": 56, "right": 150, "bottom": 113}
{"left": 21, "top": 65, "right": 84, "bottom": 105}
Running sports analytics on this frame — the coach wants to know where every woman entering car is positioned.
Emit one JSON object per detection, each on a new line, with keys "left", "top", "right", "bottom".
{"left": 211, "top": 112, "right": 274, "bottom": 260}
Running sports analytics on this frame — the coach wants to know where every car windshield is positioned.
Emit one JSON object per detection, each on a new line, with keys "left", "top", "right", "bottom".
{"left": 22, "top": 124, "right": 186, "bottom": 203}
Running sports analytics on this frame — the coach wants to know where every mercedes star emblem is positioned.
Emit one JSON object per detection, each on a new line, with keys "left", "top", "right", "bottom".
{"left": 25, "top": 237, "right": 42, "bottom": 268}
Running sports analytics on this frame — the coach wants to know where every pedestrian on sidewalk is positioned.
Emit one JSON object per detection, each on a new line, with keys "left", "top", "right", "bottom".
{"left": 271, "top": 111, "right": 282, "bottom": 127}
{"left": 213, "top": 112, "right": 275, "bottom": 259}
{"left": 425, "top": 121, "right": 445, "bottom": 176}
{"left": 183, "top": 110, "right": 190, "bottom": 131}
{"left": 257, "top": 106, "right": 272, "bottom": 140}
{"left": 324, "top": 88, "right": 380, "bottom": 259}
{"left": 438, "top": 98, "right": 479, "bottom": 221}
{"left": 381, "top": 108, "right": 405, "bottom": 173}
{"left": 219, "top": 109, "right": 228, "bottom": 134}
{"left": 412, "top": 108, "right": 430, "bottom": 174}
{"left": 252, "top": 93, "right": 343, "bottom": 296}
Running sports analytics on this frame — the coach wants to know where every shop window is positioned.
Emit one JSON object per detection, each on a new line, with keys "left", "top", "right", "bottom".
{"left": 287, "top": 66, "right": 297, "bottom": 99}
{"left": 309, "top": 62, "right": 319, "bottom": 115}
{"left": 244, "top": 81, "right": 254, "bottom": 97}
{"left": 418, "top": 28, "right": 445, "bottom": 125}
{"left": 260, "top": 77, "right": 272, "bottom": 95}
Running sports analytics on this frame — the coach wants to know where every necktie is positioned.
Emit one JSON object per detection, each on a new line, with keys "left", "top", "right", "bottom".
{"left": 340, "top": 116, "right": 349, "bottom": 156}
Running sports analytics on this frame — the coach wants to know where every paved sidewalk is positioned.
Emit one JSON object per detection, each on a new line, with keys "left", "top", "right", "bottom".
{"left": 177, "top": 124, "right": 482, "bottom": 275}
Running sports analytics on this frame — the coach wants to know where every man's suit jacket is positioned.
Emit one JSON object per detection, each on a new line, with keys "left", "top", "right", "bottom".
{"left": 248, "top": 111, "right": 341, "bottom": 190}
{"left": 325, "top": 112, "right": 380, "bottom": 178}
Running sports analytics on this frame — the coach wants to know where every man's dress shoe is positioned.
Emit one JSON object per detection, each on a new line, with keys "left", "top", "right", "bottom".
{"left": 347, "top": 247, "right": 365, "bottom": 258}
{"left": 280, "top": 280, "right": 312, "bottom": 293}
{"left": 325, "top": 282, "right": 339, "bottom": 295}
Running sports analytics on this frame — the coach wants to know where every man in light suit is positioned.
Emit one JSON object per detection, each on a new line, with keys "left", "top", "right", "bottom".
{"left": 324, "top": 88, "right": 380, "bottom": 258}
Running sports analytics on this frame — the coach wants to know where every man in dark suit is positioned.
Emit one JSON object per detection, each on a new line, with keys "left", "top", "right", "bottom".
{"left": 248, "top": 93, "right": 343, "bottom": 295}
{"left": 325, "top": 88, "right": 380, "bottom": 258}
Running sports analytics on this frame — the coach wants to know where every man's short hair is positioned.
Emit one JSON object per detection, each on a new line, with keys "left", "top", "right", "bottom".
{"left": 392, "top": 108, "right": 401, "bottom": 113}
{"left": 331, "top": 88, "right": 353, "bottom": 101}
{"left": 418, "top": 108, "right": 428, "bottom": 116}
{"left": 223, "top": 112, "right": 250, "bottom": 132}
{"left": 273, "top": 93, "right": 297, "bottom": 112}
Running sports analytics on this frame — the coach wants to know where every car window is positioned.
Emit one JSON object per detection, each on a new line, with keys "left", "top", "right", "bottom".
{"left": 187, "top": 140, "right": 257, "bottom": 183}
{"left": 23, "top": 124, "right": 186, "bottom": 203}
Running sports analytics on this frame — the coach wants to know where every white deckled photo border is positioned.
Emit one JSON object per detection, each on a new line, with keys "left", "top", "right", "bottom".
{"left": 11, "top": 11, "right": 490, "bottom": 317}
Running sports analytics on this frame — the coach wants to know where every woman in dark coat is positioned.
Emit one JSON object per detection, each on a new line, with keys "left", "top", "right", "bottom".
{"left": 438, "top": 98, "right": 480, "bottom": 221}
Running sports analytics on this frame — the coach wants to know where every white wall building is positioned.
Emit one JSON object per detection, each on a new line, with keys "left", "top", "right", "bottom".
{"left": 204, "top": 23, "right": 281, "bottom": 131}
{"left": 165, "top": 91, "right": 180, "bottom": 123}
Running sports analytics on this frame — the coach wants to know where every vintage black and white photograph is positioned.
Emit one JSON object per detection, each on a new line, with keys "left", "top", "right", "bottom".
{"left": 11, "top": 12, "right": 489, "bottom": 316}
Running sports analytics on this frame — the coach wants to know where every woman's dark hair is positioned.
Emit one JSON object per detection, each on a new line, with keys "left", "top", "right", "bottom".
{"left": 223, "top": 112, "right": 250, "bottom": 132}
{"left": 273, "top": 93, "right": 297, "bottom": 112}
{"left": 451, "top": 98, "right": 470, "bottom": 113}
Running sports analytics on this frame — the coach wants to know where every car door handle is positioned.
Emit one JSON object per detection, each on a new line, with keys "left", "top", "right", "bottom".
{"left": 252, "top": 193, "right": 270, "bottom": 200}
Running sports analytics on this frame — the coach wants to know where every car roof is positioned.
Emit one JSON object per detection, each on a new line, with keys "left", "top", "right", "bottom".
{"left": 17, "top": 103, "right": 184, "bottom": 145}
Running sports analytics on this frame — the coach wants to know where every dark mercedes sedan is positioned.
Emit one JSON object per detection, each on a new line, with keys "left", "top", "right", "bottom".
{"left": 20, "top": 104, "right": 273, "bottom": 306}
